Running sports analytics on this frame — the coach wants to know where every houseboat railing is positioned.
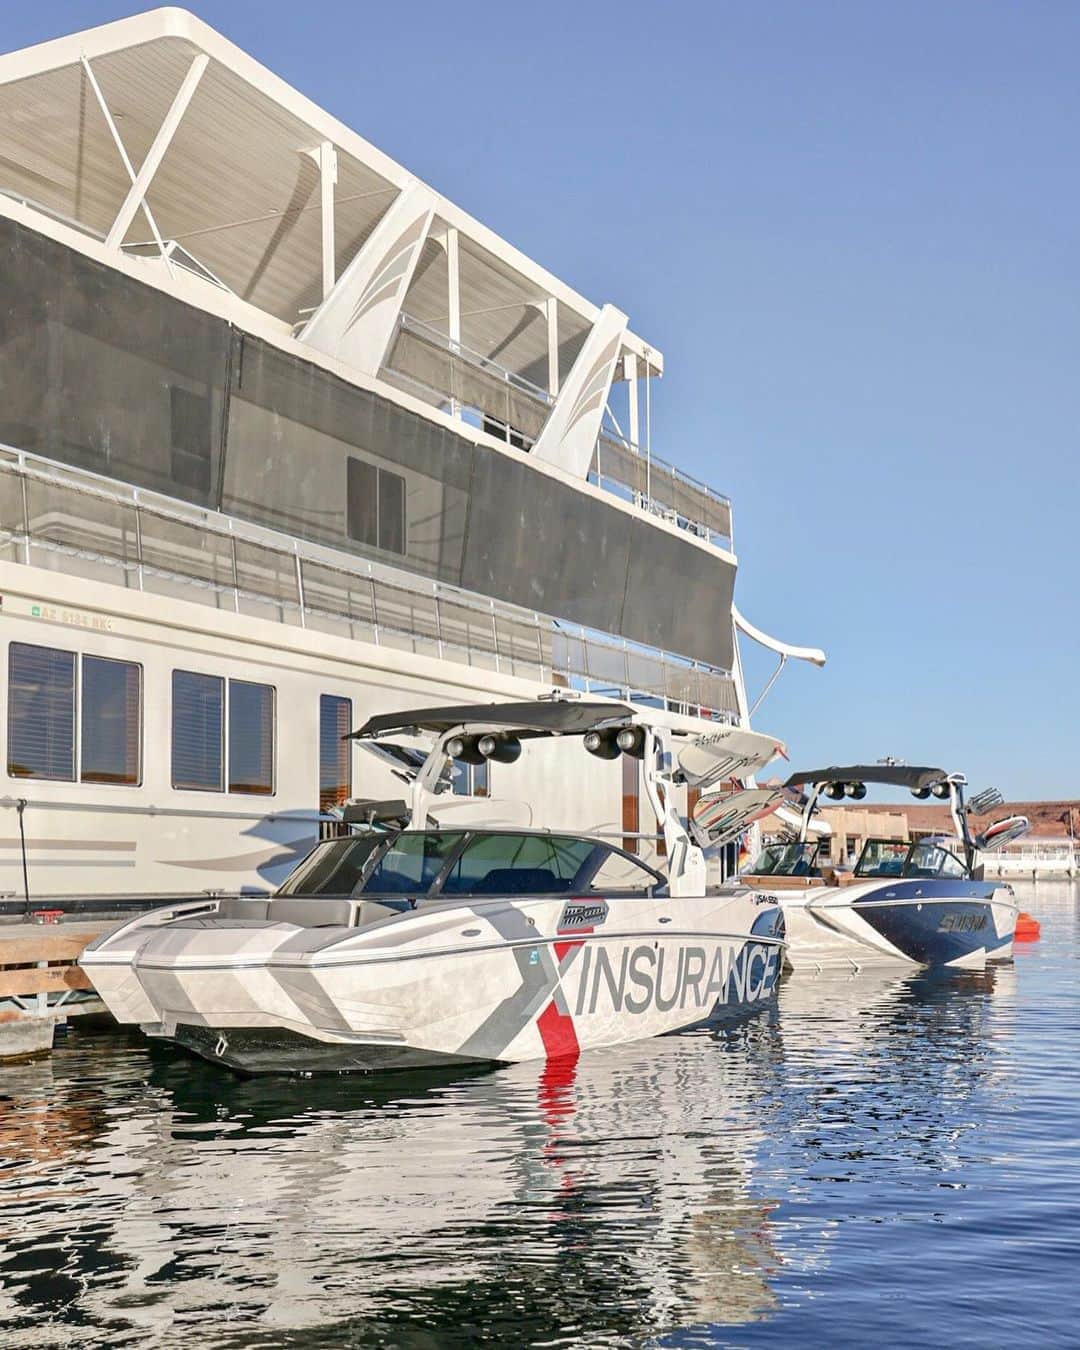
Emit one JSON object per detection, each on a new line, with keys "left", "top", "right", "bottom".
{"left": 0, "top": 445, "right": 739, "bottom": 723}
{"left": 382, "top": 314, "right": 733, "bottom": 551}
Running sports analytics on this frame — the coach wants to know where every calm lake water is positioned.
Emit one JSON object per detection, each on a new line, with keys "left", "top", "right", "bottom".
{"left": 1, "top": 880, "right": 1076, "bottom": 1348}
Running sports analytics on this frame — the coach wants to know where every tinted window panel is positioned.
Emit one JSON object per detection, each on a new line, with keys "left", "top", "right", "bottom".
{"left": 378, "top": 468, "right": 405, "bottom": 554}
{"left": 362, "top": 832, "right": 462, "bottom": 894}
{"left": 346, "top": 457, "right": 378, "bottom": 547}
{"left": 172, "top": 671, "right": 223, "bottom": 791}
{"left": 319, "top": 694, "right": 352, "bottom": 811}
{"left": 588, "top": 848, "right": 659, "bottom": 894}
{"left": 441, "top": 833, "right": 592, "bottom": 895}
{"left": 81, "top": 656, "right": 141, "bottom": 785}
{"left": 229, "top": 680, "right": 274, "bottom": 795}
{"left": 8, "top": 643, "right": 75, "bottom": 780}
{"left": 276, "top": 836, "right": 382, "bottom": 897}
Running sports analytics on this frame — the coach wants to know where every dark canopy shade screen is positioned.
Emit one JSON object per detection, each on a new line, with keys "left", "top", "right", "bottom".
{"left": 785, "top": 765, "right": 948, "bottom": 790}
{"left": 228, "top": 680, "right": 275, "bottom": 795}
{"left": 353, "top": 699, "right": 635, "bottom": 740}
{"left": 0, "top": 216, "right": 737, "bottom": 670}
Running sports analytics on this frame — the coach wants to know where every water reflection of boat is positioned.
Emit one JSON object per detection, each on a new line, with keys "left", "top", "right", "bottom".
{"left": 0, "top": 1027, "right": 783, "bottom": 1341}
{"left": 0, "top": 952, "right": 1024, "bottom": 1344}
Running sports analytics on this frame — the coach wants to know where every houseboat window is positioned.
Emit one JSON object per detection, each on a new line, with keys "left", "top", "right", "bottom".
{"left": 172, "top": 671, "right": 224, "bottom": 791}
{"left": 81, "top": 656, "right": 141, "bottom": 785}
{"left": 377, "top": 468, "right": 405, "bottom": 554}
{"left": 229, "top": 680, "right": 275, "bottom": 795}
{"left": 346, "top": 458, "right": 377, "bottom": 549}
{"left": 362, "top": 832, "right": 462, "bottom": 894}
{"left": 319, "top": 695, "right": 352, "bottom": 811}
{"left": 347, "top": 458, "right": 407, "bottom": 557}
{"left": 622, "top": 753, "right": 640, "bottom": 853}
{"left": 8, "top": 643, "right": 75, "bottom": 780}
{"left": 451, "top": 759, "right": 489, "bottom": 798}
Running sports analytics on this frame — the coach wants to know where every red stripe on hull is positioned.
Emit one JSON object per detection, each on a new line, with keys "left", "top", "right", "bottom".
{"left": 537, "top": 998, "right": 580, "bottom": 1061}
{"left": 554, "top": 927, "right": 593, "bottom": 963}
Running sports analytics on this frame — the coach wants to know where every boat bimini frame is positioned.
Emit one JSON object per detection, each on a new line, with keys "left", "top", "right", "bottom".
{"left": 349, "top": 696, "right": 787, "bottom": 896}
{"left": 785, "top": 764, "right": 1029, "bottom": 873}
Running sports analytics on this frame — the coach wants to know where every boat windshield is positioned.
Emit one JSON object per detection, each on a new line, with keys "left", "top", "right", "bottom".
{"left": 855, "top": 839, "right": 969, "bottom": 879}
{"left": 276, "top": 830, "right": 663, "bottom": 899}
{"left": 440, "top": 833, "right": 593, "bottom": 896}
{"left": 359, "top": 832, "right": 465, "bottom": 894}
{"left": 748, "top": 842, "right": 822, "bottom": 877}
{"left": 275, "top": 834, "right": 387, "bottom": 897}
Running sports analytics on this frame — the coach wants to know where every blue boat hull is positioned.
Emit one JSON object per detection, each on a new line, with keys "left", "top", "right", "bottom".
{"left": 853, "top": 881, "right": 1016, "bottom": 966}
{"left": 777, "top": 879, "right": 1018, "bottom": 971}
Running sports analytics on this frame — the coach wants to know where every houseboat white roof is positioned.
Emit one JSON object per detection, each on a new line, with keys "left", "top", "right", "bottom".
{"left": 0, "top": 7, "right": 661, "bottom": 390}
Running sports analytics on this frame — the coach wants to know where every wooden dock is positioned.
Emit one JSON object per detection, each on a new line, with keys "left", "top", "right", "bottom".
{"left": 0, "top": 921, "right": 111, "bottom": 1059}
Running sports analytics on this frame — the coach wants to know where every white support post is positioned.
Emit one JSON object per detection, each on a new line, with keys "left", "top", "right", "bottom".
{"left": 446, "top": 226, "right": 461, "bottom": 417}
{"left": 317, "top": 140, "right": 338, "bottom": 299}
{"left": 531, "top": 303, "right": 628, "bottom": 478}
{"left": 299, "top": 180, "right": 436, "bottom": 376}
{"left": 625, "top": 352, "right": 639, "bottom": 449}
{"left": 546, "top": 298, "right": 559, "bottom": 398}
{"left": 446, "top": 227, "right": 461, "bottom": 346}
{"left": 103, "top": 52, "right": 208, "bottom": 250}
{"left": 81, "top": 55, "right": 168, "bottom": 265}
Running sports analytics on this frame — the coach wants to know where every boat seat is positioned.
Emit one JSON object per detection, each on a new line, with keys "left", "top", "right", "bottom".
{"left": 475, "top": 867, "right": 568, "bottom": 895}
{"left": 266, "top": 898, "right": 355, "bottom": 927}
{"left": 217, "top": 898, "right": 270, "bottom": 920}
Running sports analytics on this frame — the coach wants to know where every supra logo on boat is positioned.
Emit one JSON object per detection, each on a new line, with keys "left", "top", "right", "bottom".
{"left": 939, "top": 912, "right": 988, "bottom": 933}
{"left": 558, "top": 900, "right": 609, "bottom": 931}
{"left": 574, "top": 942, "right": 778, "bottom": 1017}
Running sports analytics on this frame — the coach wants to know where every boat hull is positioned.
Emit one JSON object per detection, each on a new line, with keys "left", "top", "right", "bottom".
{"left": 82, "top": 893, "right": 785, "bottom": 1073}
{"left": 746, "top": 880, "right": 1017, "bottom": 972}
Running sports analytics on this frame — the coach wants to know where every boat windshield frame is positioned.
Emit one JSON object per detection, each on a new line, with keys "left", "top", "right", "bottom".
{"left": 853, "top": 837, "right": 971, "bottom": 881}
{"left": 275, "top": 828, "right": 667, "bottom": 901}
{"left": 747, "top": 840, "right": 825, "bottom": 877}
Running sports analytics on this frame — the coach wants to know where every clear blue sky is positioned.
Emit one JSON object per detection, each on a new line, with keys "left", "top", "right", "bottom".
{"left": 14, "top": 2, "right": 1079, "bottom": 798}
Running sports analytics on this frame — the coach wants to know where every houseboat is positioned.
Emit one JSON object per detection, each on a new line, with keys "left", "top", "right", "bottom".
{"left": 0, "top": 9, "right": 822, "bottom": 908}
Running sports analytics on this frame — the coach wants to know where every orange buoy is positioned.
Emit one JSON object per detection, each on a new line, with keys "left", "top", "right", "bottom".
{"left": 1015, "top": 911, "right": 1041, "bottom": 942}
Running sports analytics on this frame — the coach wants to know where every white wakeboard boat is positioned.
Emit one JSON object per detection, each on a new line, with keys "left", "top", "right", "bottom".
{"left": 735, "top": 763, "right": 1027, "bottom": 971}
{"left": 81, "top": 699, "right": 787, "bottom": 1072}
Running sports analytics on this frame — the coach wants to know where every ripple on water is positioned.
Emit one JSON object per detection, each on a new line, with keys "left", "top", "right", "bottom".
{"left": 0, "top": 882, "right": 1077, "bottom": 1348}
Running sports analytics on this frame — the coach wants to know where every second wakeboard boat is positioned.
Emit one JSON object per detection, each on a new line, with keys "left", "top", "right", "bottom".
{"left": 736, "top": 763, "right": 1027, "bottom": 971}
